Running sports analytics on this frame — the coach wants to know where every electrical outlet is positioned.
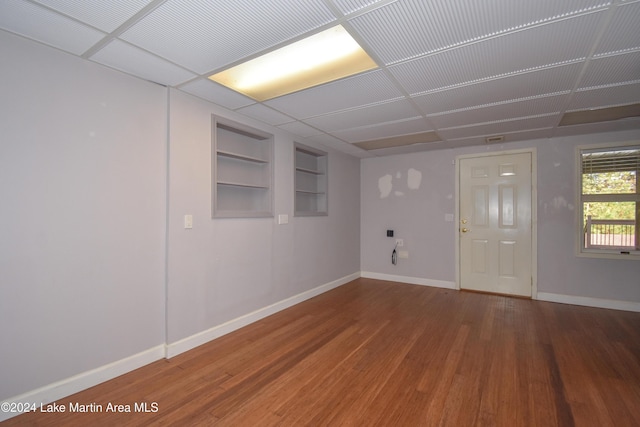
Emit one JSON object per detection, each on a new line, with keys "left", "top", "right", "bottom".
{"left": 398, "top": 251, "right": 409, "bottom": 259}
{"left": 395, "top": 239, "right": 404, "bottom": 247}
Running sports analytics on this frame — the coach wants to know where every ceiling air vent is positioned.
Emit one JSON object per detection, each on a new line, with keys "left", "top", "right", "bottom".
{"left": 485, "top": 135, "right": 505, "bottom": 144}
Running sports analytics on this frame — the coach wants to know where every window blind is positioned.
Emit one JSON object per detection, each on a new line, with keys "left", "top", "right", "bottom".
{"left": 582, "top": 147, "right": 640, "bottom": 174}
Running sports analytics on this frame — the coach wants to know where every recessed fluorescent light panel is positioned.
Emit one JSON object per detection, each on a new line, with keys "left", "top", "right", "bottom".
{"left": 208, "top": 25, "right": 378, "bottom": 101}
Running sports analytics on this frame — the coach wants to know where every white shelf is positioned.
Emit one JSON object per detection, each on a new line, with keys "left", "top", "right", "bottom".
{"left": 218, "top": 150, "right": 268, "bottom": 164}
{"left": 294, "top": 143, "right": 327, "bottom": 216}
{"left": 296, "top": 166, "right": 324, "bottom": 175}
{"left": 213, "top": 117, "right": 273, "bottom": 218}
{"left": 219, "top": 181, "right": 269, "bottom": 189}
{"left": 296, "top": 190, "right": 327, "bottom": 195}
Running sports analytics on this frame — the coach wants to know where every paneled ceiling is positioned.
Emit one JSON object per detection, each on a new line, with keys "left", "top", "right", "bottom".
{"left": 2, "top": 0, "right": 639, "bottom": 157}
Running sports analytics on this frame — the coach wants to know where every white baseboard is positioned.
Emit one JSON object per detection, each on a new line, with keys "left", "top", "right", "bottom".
{"left": 360, "top": 271, "right": 457, "bottom": 290}
{"left": 537, "top": 292, "right": 640, "bottom": 312}
{"left": 0, "top": 272, "right": 359, "bottom": 422}
{"left": 0, "top": 345, "right": 165, "bottom": 422}
{"left": 165, "top": 272, "right": 360, "bottom": 358}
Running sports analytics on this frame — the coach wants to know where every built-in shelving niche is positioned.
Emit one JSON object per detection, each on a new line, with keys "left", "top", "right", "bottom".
{"left": 212, "top": 117, "right": 273, "bottom": 218}
{"left": 294, "top": 143, "right": 327, "bottom": 216}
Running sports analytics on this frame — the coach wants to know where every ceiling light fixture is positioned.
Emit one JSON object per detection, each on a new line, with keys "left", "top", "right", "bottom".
{"left": 208, "top": 25, "right": 378, "bottom": 101}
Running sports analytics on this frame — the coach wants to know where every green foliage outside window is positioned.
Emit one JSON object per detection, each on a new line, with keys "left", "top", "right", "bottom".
{"left": 582, "top": 171, "right": 636, "bottom": 228}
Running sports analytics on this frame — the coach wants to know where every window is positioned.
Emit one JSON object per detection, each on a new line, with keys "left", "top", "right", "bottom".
{"left": 579, "top": 143, "right": 639, "bottom": 258}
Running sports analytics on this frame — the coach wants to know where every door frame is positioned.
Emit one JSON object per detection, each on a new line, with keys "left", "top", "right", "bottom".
{"left": 454, "top": 147, "right": 538, "bottom": 299}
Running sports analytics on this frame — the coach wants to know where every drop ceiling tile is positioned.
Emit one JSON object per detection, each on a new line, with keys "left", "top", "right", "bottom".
{"left": 278, "top": 121, "right": 322, "bottom": 138}
{"left": 491, "top": 128, "right": 555, "bottom": 143}
{"left": 388, "top": 11, "right": 604, "bottom": 95}
{"left": 179, "top": 79, "right": 254, "bottom": 110}
{"left": 304, "top": 99, "right": 421, "bottom": 132}
{"left": 568, "top": 82, "right": 640, "bottom": 110}
{"left": 413, "top": 62, "right": 583, "bottom": 115}
{"left": 444, "top": 128, "right": 555, "bottom": 148}
{"left": 595, "top": 1, "right": 640, "bottom": 55}
{"left": 429, "top": 93, "right": 570, "bottom": 129}
{"left": 354, "top": 131, "right": 440, "bottom": 150}
{"left": 32, "top": 0, "right": 154, "bottom": 32}
{"left": 0, "top": 0, "right": 105, "bottom": 55}
{"left": 332, "top": 117, "right": 432, "bottom": 143}
{"left": 438, "top": 115, "right": 559, "bottom": 140}
{"left": 580, "top": 51, "right": 640, "bottom": 88}
{"left": 331, "top": 0, "right": 390, "bottom": 15}
{"left": 90, "top": 40, "right": 196, "bottom": 86}
{"left": 305, "top": 134, "right": 372, "bottom": 157}
{"left": 120, "top": 0, "right": 337, "bottom": 74}
{"left": 554, "top": 117, "right": 640, "bottom": 137}
{"left": 350, "top": 0, "right": 609, "bottom": 65}
{"left": 264, "top": 70, "right": 402, "bottom": 119}
{"left": 235, "top": 104, "right": 293, "bottom": 126}
{"left": 364, "top": 141, "right": 445, "bottom": 157}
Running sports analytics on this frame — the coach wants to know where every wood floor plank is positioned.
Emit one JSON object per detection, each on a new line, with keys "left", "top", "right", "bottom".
{"left": 5, "top": 278, "right": 640, "bottom": 426}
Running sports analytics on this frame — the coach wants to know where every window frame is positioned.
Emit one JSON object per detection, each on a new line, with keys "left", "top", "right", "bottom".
{"left": 576, "top": 141, "right": 640, "bottom": 260}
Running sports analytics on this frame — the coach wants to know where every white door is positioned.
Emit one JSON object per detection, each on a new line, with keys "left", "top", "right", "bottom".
{"left": 459, "top": 152, "right": 532, "bottom": 297}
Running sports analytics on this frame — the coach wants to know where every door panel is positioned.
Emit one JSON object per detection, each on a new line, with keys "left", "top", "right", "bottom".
{"left": 460, "top": 152, "right": 532, "bottom": 297}
{"left": 498, "top": 240, "right": 516, "bottom": 276}
{"left": 472, "top": 186, "right": 489, "bottom": 226}
{"left": 472, "top": 239, "right": 489, "bottom": 273}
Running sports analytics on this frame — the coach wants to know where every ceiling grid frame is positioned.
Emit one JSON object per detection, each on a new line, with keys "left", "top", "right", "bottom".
{"left": 31, "top": 0, "right": 157, "bottom": 33}
{"left": 550, "top": 1, "right": 634, "bottom": 133}
{"left": 0, "top": 0, "right": 638, "bottom": 156}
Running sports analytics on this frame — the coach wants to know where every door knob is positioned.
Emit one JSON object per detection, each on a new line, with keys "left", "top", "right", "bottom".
{"left": 461, "top": 228, "right": 469, "bottom": 233}
{"left": 461, "top": 219, "right": 468, "bottom": 224}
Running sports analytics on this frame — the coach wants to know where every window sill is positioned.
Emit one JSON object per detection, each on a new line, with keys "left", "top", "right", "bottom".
{"left": 577, "top": 249, "right": 640, "bottom": 261}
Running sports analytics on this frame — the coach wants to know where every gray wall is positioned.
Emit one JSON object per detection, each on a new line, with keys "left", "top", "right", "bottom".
{"left": 0, "top": 32, "right": 167, "bottom": 399}
{"left": 0, "top": 31, "right": 361, "bottom": 402}
{"left": 361, "top": 149, "right": 456, "bottom": 283}
{"left": 361, "top": 130, "right": 640, "bottom": 303}
{"left": 166, "top": 89, "right": 361, "bottom": 344}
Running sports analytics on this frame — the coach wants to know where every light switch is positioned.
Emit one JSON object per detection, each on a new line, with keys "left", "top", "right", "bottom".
{"left": 278, "top": 214, "right": 289, "bottom": 225}
{"left": 184, "top": 214, "right": 193, "bottom": 229}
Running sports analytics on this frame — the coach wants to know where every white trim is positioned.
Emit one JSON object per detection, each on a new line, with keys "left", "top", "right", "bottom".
{"left": 537, "top": 292, "right": 640, "bottom": 312}
{"left": 0, "top": 272, "right": 359, "bottom": 422}
{"left": 165, "top": 272, "right": 359, "bottom": 358}
{"left": 455, "top": 148, "right": 538, "bottom": 298}
{"left": 360, "top": 271, "right": 456, "bottom": 289}
{"left": 0, "top": 345, "right": 165, "bottom": 422}
{"left": 454, "top": 157, "right": 461, "bottom": 290}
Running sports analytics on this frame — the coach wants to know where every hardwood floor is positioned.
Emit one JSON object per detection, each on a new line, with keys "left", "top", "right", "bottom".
{"left": 5, "top": 278, "right": 640, "bottom": 426}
